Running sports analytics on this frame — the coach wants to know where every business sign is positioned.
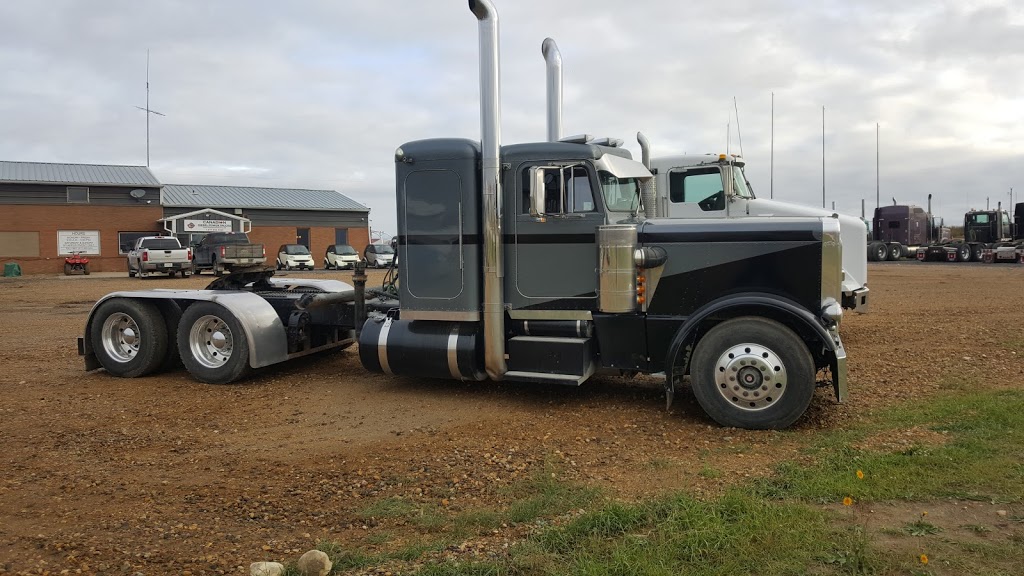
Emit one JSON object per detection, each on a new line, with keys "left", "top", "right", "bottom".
{"left": 57, "top": 230, "right": 101, "bottom": 255}
{"left": 183, "top": 219, "right": 233, "bottom": 233}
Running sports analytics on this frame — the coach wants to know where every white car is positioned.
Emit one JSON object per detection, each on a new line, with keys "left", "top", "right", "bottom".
{"left": 276, "top": 244, "right": 315, "bottom": 270}
{"left": 363, "top": 243, "right": 396, "bottom": 268}
{"left": 324, "top": 244, "right": 360, "bottom": 269}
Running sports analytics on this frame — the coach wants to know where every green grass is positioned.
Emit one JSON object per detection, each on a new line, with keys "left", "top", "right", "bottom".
{"left": 410, "top": 388, "right": 1024, "bottom": 576}
{"left": 755, "top": 389, "right": 1024, "bottom": 504}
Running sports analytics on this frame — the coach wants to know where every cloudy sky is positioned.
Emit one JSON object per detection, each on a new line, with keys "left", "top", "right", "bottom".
{"left": 2, "top": 0, "right": 1022, "bottom": 235}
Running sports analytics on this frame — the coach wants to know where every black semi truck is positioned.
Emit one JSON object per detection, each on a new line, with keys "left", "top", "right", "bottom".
{"left": 867, "top": 197, "right": 949, "bottom": 261}
{"left": 918, "top": 205, "right": 1015, "bottom": 262}
{"left": 77, "top": 0, "right": 849, "bottom": 430}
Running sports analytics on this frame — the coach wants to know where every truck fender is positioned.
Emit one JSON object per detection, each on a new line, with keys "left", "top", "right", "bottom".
{"left": 662, "top": 293, "right": 843, "bottom": 409}
{"left": 81, "top": 290, "right": 289, "bottom": 370}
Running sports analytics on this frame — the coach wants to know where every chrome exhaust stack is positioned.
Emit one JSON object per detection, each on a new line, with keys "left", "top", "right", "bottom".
{"left": 637, "top": 132, "right": 658, "bottom": 218}
{"left": 469, "top": 0, "right": 507, "bottom": 380}
{"left": 541, "top": 37, "right": 562, "bottom": 142}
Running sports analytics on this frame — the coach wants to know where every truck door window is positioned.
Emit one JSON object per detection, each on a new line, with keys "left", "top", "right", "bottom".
{"left": 668, "top": 168, "right": 725, "bottom": 211}
{"left": 521, "top": 164, "right": 596, "bottom": 215}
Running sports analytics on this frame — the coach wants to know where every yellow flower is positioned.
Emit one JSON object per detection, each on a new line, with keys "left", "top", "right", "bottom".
{"left": 842, "top": 496, "right": 853, "bottom": 506}
{"left": 856, "top": 470, "right": 864, "bottom": 480}
{"left": 922, "top": 511, "right": 928, "bottom": 516}
{"left": 920, "top": 554, "right": 928, "bottom": 565}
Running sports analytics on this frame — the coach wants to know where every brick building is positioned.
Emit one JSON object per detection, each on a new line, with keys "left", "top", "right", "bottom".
{"left": 160, "top": 184, "right": 370, "bottom": 266}
{"left": 0, "top": 161, "right": 371, "bottom": 274}
{"left": 0, "top": 161, "right": 163, "bottom": 274}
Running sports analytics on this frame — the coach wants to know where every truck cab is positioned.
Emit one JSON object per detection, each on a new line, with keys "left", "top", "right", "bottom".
{"left": 649, "top": 155, "right": 869, "bottom": 312}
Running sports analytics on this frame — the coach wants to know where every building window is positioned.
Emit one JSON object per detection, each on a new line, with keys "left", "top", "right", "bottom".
{"left": 118, "top": 231, "right": 161, "bottom": 254}
{"left": 296, "top": 227, "right": 310, "bottom": 248}
{"left": 335, "top": 228, "right": 348, "bottom": 245}
{"left": 67, "top": 186, "right": 90, "bottom": 203}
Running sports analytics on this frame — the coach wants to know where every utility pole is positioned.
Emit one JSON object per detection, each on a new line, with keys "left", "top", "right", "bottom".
{"left": 770, "top": 92, "right": 774, "bottom": 199}
{"left": 821, "top": 105, "right": 825, "bottom": 209}
{"left": 134, "top": 50, "right": 165, "bottom": 167}
{"left": 876, "top": 123, "right": 880, "bottom": 210}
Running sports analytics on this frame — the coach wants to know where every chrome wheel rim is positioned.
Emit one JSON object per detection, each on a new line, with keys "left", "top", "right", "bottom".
{"left": 714, "top": 343, "right": 788, "bottom": 411}
{"left": 101, "top": 312, "right": 141, "bottom": 363}
{"left": 188, "top": 315, "right": 234, "bottom": 368}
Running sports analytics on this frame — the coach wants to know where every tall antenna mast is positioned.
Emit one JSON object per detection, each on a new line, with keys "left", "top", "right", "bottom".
{"left": 135, "top": 49, "right": 165, "bottom": 167}
{"left": 876, "top": 123, "right": 880, "bottom": 210}
{"left": 733, "top": 96, "right": 744, "bottom": 158}
{"left": 821, "top": 105, "right": 826, "bottom": 209}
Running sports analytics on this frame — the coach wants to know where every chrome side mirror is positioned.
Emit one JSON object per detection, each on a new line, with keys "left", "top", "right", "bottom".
{"left": 529, "top": 166, "right": 547, "bottom": 218}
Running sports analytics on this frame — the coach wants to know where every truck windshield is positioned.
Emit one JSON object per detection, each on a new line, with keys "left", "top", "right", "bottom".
{"left": 732, "top": 166, "right": 754, "bottom": 198}
{"left": 598, "top": 171, "right": 640, "bottom": 212}
{"left": 140, "top": 238, "right": 181, "bottom": 250}
{"left": 967, "top": 213, "right": 990, "bottom": 224}
{"left": 285, "top": 245, "right": 310, "bottom": 255}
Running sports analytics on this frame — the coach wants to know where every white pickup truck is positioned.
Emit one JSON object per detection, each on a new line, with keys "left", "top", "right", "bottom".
{"left": 127, "top": 236, "right": 192, "bottom": 278}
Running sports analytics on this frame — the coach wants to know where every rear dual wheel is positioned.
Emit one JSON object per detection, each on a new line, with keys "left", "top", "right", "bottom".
{"left": 90, "top": 299, "right": 169, "bottom": 378}
{"left": 177, "top": 302, "right": 251, "bottom": 384}
{"left": 689, "top": 317, "right": 815, "bottom": 430}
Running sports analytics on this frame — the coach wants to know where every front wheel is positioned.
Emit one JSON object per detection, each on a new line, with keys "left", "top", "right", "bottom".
{"left": 177, "top": 302, "right": 251, "bottom": 384}
{"left": 689, "top": 317, "right": 815, "bottom": 430}
{"left": 64, "top": 263, "right": 73, "bottom": 275}
{"left": 89, "top": 298, "right": 169, "bottom": 378}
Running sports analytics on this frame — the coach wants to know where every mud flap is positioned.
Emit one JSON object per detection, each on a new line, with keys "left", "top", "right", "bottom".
{"left": 664, "top": 376, "right": 675, "bottom": 410}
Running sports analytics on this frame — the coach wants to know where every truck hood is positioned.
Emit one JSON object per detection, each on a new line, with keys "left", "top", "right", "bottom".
{"left": 743, "top": 198, "right": 868, "bottom": 296}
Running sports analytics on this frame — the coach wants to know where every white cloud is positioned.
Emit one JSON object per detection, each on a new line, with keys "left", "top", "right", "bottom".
{"left": 1, "top": 0, "right": 1022, "bottom": 233}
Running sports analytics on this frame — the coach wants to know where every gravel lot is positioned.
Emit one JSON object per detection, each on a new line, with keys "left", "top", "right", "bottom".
{"left": 1, "top": 263, "right": 1022, "bottom": 574}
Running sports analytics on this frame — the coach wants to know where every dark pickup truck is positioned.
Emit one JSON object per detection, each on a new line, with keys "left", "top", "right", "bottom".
{"left": 191, "top": 232, "right": 266, "bottom": 276}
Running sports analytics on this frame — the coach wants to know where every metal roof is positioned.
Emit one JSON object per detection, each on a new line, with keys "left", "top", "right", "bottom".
{"left": 161, "top": 184, "right": 369, "bottom": 212}
{"left": 0, "top": 160, "right": 160, "bottom": 187}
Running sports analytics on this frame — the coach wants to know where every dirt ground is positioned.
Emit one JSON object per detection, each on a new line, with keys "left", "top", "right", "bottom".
{"left": 1, "top": 263, "right": 1022, "bottom": 574}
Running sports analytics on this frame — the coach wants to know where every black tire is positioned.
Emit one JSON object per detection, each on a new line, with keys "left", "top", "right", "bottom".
{"left": 64, "top": 263, "right": 73, "bottom": 275}
{"left": 970, "top": 244, "right": 984, "bottom": 262}
{"left": 176, "top": 302, "right": 251, "bottom": 384}
{"left": 156, "top": 300, "right": 183, "bottom": 372}
{"left": 689, "top": 316, "right": 815, "bottom": 430}
{"left": 887, "top": 243, "right": 902, "bottom": 261}
{"left": 89, "top": 298, "right": 169, "bottom": 378}
{"left": 955, "top": 244, "right": 971, "bottom": 262}
{"left": 127, "top": 260, "right": 136, "bottom": 278}
{"left": 213, "top": 258, "right": 224, "bottom": 277}
{"left": 869, "top": 242, "right": 887, "bottom": 262}
{"left": 83, "top": 263, "right": 90, "bottom": 275}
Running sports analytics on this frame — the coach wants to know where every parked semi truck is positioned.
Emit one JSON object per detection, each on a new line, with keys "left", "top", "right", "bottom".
{"left": 867, "top": 196, "right": 949, "bottom": 262}
{"left": 77, "top": 0, "right": 848, "bottom": 430}
{"left": 537, "top": 37, "right": 869, "bottom": 312}
{"left": 918, "top": 204, "right": 1014, "bottom": 262}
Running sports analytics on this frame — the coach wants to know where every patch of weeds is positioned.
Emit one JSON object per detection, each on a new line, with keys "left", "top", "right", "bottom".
{"left": 903, "top": 519, "right": 941, "bottom": 537}
{"left": 755, "top": 390, "right": 1024, "bottom": 504}
{"left": 698, "top": 463, "right": 722, "bottom": 479}
{"left": 501, "top": 466, "right": 598, "bottom": 525}
{"left": 358, "top": 496, "right": 418, "bottom": 519}
{"left": 645, "top": 457, "right": 672, "bottom": 470}
{"left": 364, "top": 531, "right": 393, "bottom": 546}
{"left": 961, "top": 523, "right": 992, "bottom": 535}
{"left": 315, "top": 539, "right": 378, "bottom": 572}
{"left": 452, "top": 509, "right": 503, "bottom": 536}
{"left": 412, "top": 506, "right": 448, "bottom": 533}
{"left": 820, "top": 525, "right": 875, "bottom": 575}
